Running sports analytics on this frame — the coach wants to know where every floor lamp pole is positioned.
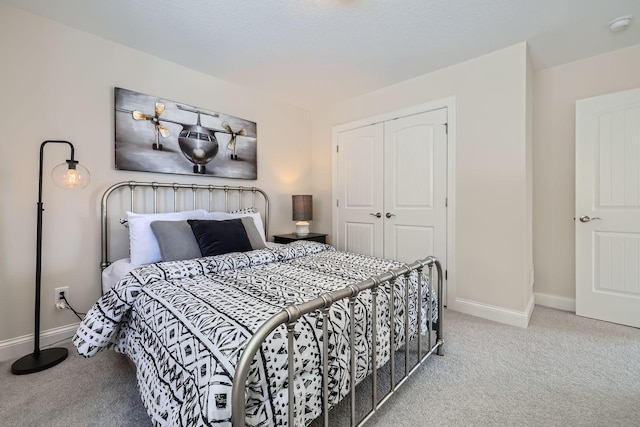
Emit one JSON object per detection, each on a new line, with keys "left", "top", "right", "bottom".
{"left": 11, "top": 140, "right": 88, "bottom": 375}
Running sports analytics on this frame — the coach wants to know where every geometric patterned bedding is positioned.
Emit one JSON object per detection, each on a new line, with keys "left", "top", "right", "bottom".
{"left": 74, "top": 241, "right": 437, "bottom": 426}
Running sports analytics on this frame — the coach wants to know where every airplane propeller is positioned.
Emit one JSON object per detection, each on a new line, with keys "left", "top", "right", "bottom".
{"left": 132, "top": 102, "right": 171, "bottom": 150}
{"left": 223, "top": 121, "right": 247, "bottom": 160}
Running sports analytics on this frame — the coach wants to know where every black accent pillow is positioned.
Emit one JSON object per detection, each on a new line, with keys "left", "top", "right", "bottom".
{"left": 188, "top": 219, "right": 252, "bottom": 257}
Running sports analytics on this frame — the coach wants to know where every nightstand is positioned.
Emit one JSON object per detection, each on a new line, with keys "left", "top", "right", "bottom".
{"left": 273, "top": 233, "right": 328, "bottom": 244}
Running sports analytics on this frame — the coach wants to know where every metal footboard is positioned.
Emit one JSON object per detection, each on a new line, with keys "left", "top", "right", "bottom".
{"left": 232, "top": 256, "right": 444, "bottom": 426}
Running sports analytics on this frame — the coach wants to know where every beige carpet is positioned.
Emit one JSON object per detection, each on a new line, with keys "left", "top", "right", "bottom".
{"left": 1, "top": 306, "right": 638, "bottom": 426}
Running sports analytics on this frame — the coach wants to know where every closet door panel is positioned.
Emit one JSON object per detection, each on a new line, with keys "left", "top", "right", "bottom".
{"left": 343, "top": 223, "right": 377, "bottom": 257}
{"left": 336, "top": 123, "right": 384, "bottom": 257}
{"left": 394, "top": 127, "right": 433, "bottom": 208}
{"left": 392, "top": 225, "right": 435, "bottom": 265}
{"left": 384, "top": 108, "right": 447, "bottom": 263}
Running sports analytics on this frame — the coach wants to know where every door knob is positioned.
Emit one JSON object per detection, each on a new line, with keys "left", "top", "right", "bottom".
{"left": 385, "top": 212, "right": 396, "bottom": 218}
{"left": 369, "top": 212, "right": 382, "bottom": 218}
{"left": 579, "top": 215, "right": 601, "bottom": 223}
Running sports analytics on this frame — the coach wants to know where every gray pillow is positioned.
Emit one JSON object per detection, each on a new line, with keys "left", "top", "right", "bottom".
{"left": 240, "top": 216, "right": 267, "bottom": 250}
{"left": 150, "top": 220, "right": 202, "bottom": 262}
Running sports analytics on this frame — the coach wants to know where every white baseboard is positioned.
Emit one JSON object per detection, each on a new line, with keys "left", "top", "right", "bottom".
{"left": 534, "top": 292, "right": 576, "bottom": 312}
{"left": 454, "top": 294, "right": 535, "bottom": 328}
{"left": 0, "top": 323, "right": 79, "bottom": 363}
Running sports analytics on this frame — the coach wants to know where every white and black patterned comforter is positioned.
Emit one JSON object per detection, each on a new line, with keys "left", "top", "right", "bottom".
{"left": 74, "top": 241, "right": 437, "bottom": 426}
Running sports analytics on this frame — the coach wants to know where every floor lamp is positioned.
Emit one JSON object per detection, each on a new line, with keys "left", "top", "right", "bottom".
{"left": 11, "top": 140, "right": 90, "bottom": 375}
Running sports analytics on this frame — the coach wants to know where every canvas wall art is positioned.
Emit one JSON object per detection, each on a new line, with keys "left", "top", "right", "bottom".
{"left": 115, "top": 87, "right": 257, "bottom": 179}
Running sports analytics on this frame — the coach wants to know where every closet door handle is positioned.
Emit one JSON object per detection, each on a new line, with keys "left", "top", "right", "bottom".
{"left": 369, "top": 212, "right": 382, "bottom": 218}
{"left": 385, "top": 212, "right": 396, "bottom": 218}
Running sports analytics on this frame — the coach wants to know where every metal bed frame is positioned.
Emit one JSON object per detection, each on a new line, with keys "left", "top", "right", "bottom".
{"left": 233, "top": 256, "right": 444, "bottom": 426}
{"left": 100, "top": 180, "right": 443, "bottom": 426}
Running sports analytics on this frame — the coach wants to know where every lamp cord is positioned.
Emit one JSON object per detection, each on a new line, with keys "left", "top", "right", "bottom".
{"left": 41, "top": 335, "right": 75, "bottom": 350}
{"left": 60, "top": 295, "right": 86, "bottom": 320}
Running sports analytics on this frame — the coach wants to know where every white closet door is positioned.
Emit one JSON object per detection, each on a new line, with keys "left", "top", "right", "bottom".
{"left": 383, "top": 108, "right": 448, "bottom": 264}
{"left": 336, "top": 123, "right": 384, "bottom": 257}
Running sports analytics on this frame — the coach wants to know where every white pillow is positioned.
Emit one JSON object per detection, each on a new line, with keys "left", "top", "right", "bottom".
{"left": 101, "top": 258, "right": 137, "bottom": 293}
{"left": 207, "top": 211, "right": 266, "bottom": 244}
{"left": 127, "top": 209, "right": 208, "bottom": 265}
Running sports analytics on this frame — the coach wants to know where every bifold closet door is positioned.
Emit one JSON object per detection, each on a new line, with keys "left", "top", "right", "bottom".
{"left": 336, "top": 107, "right": 447, "bottom": 264}
{"left": 336, "top": 123, "right": 385, "bottom": 257}
{"left": 383, "top": 108, "right": 447, "bottom": 264}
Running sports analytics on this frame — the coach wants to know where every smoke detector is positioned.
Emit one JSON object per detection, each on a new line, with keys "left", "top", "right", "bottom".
{"left": 608, "top": 15, "right": 632, "bottom": 32}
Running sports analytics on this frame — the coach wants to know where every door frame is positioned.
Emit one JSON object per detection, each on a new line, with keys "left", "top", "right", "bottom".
{"left": 332, "top": 96, "right": 457, "bottom": 308}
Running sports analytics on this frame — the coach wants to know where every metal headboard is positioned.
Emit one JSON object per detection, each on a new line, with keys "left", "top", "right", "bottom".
{"left": 100, "top": 180, "right": 269, "bottom": 271}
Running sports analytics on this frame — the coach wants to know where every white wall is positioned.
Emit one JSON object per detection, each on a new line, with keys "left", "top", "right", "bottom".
{"left": 0, "top": 4, "right": 313, "bottom": 351}
{"left": 310, "top": 114, "right": 334, "bottom": 243}
{"left": 312, "top": 43, "right": 534, "bottom": 325}
{"left": 533, "top": 43, "right": 640, "bottom": 309}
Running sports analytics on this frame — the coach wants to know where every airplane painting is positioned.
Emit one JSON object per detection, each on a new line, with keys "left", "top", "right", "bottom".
{"left": 115, "top": 87, "right": 257, "bottom": 179}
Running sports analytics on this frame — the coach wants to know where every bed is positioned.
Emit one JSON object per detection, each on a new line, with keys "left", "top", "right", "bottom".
{"left": 73, "top": 181, "right": 444, "bottom": 426}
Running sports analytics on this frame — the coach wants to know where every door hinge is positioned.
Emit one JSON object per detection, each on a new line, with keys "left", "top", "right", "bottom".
{"left": 444, "top": 123, "right": 448, "bottom": 134}
{"left": 336, "top": 145, "right": 339, "bottom": 153}
{"left": 336, "top": 199, "right": 339, "bottom": 207}
{"left": 445, "top": 270, "right": 448, "bottom": 280}
{"left": 445, "top": 197, "right": 448, "bottom": 208}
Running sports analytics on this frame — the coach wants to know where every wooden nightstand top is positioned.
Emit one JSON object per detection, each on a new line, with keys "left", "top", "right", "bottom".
{"left": 273, "top": 233, "right": 328, "bottom": 244}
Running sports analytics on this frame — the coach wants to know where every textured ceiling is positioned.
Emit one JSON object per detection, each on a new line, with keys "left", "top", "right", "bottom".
{"left": 3, "top": 0, "right": 640, "bottom": 109}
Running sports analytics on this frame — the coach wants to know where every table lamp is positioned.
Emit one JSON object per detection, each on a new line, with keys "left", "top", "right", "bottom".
{"left": 292, "top": 195, "right": 312, "bottom": 235}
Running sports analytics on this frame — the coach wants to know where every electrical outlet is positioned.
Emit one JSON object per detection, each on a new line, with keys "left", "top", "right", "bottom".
{"left": 55, "top": 286, "right": 69, "bottom": 308}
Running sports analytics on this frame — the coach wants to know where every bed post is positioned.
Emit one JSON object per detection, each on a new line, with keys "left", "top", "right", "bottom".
{"left": 430, "top": 256, "right": 445, "bottom": 356}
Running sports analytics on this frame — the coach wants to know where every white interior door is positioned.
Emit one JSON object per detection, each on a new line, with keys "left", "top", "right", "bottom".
{"left": 336, "top": 123, "right": 384, "bottom": 257}
{"left": 576, "top": 88, "right": 640, "bottom": 328}
{"left": 383, "top": 109, "right": 448, "bottom": 264}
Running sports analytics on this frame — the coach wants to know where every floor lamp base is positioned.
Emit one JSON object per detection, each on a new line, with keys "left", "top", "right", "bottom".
{"left": 11, "top": 347, "right": 68, "bottom": 375}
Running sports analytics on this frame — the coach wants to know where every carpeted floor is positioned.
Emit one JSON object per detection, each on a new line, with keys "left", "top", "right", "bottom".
{"left": 1, "top": 306, "right": 638, "bottom": 426}
{"left": 366, "top": 306, "right": 640, "bottom": 427}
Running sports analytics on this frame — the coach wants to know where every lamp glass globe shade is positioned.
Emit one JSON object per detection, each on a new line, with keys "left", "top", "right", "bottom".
{"left": 51, "top": 162, "right": 90, "bottom": 190}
